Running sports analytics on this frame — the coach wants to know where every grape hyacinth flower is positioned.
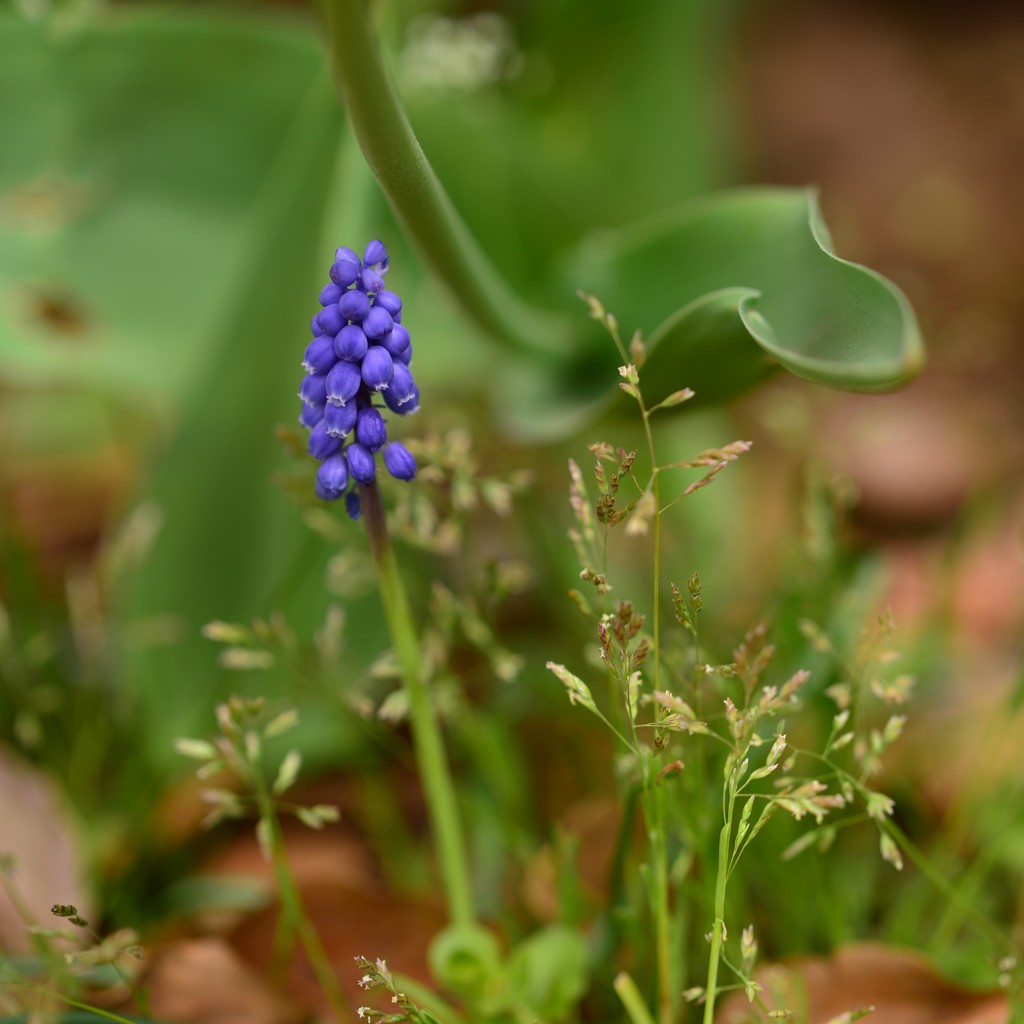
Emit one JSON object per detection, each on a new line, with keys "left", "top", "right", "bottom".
{"left": 297, "top": 240, "right": 419, "bottom": 517}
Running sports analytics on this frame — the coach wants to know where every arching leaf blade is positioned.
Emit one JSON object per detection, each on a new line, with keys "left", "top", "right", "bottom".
{"left": 499, "top": 187, "right": 924, "bottom": 438}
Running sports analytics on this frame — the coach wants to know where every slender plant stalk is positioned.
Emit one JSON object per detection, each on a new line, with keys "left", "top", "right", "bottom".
{"left": 703, "top": 795, "right": 734, "bottom": 1024}
{"left": 362, "top": 481, "right": 475, "bottom": 927}
{"left": 251, "top": 771, "right": 352, "bottom": 1020}
{"left": 644, "top": 778, "right": 673, "bottom": 1024}
{"left": 598, "top": 328, "right": 677, "bottom": 1024}
{"left": 640, "top": 400, "right": 676, "bottom": 1024}
{"left": 323, "top": 0, "right": 572, "bottom": 358}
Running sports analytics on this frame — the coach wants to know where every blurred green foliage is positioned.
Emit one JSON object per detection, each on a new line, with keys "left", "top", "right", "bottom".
{"left": 0, "top": 0, "right": 760, "bottom": 773}
{"left": 4, "top": 5, "right": 994, "bottom": 1009}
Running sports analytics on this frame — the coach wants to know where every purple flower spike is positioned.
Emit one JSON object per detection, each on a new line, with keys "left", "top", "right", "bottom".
{"left": 330, "top": 258, "right": 360, "bottom": 288}
{"left": 339, "top": 289, "right": 370, "bottom": 324}
{"left": 326, "top": 360, "right": 361, "bottom": 405}
{"left": 346, "top": 442, "right": 376, "bottom": 485}
{"left": 303, "top": 335, "right": 337, "bottom": 375}
{"left": 373, "top": 290, "right": 402, "bottom": 317}
{"left": 308, "top": 419, "right": 343, "bottom": 460}
{"left": 300, "top": 373, "right": 328, "bottom": 406}
{"left": 319, "top": 283, "right": 343, "bottom": 306}
{"left": 325, "top": 400, "right": 358, "bottom": 438}
{"left": 355, "top": 407, "right": 388, "bottom": 451}
{"left": 361, "top": 346, "right": 394, "bottom": 391}
{"left": 381, "top": 323, "right": 410, "bottom": 359}
{"left": 383, "top": 442, "right": 417, "bottom": 481}
{"left": 363, "top": 306, "right": 394, "bottom": 341}
{"left": 344, "top": 489, "right": 362, "bottom": 520}
{"left": 364, "top": 240, "right": 388, "bottom": 268}
{"left": 316, "top": 304, "right": 345, "bottom": 336}
{"left": 334, "top": 324, "right": 368, "bottom": 362}
{"left": 316, "top": 453, "right": 349, "bottom": 500}
{"left": 297, "top": 240, "right": 417, "bottom": 506}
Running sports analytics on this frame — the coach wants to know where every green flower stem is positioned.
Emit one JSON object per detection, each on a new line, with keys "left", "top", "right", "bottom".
{"left": 250, "top": 776, "right": 352, "bottom": 1021}
{"left": 362, "top": 481, "right": 475, "bottom": 928}
{"left": 323, "top": 0, "right": 573, "bottom": 358}
{"left": 702, "top": 794, "right": 734, "bottom": 1024}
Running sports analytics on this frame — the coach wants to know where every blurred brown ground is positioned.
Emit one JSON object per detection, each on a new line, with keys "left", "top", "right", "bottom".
{"left": 735, "top": 0, "right": 1024, "bottom": 643}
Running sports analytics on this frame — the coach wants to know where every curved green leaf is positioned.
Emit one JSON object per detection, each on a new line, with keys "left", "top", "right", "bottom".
{"left": 500, "top": 188, "right": 924, "bottom": 439}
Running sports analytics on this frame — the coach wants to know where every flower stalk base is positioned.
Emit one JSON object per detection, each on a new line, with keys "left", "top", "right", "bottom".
{"left": 362, "top": 481, "right": 475, "bottom": 928}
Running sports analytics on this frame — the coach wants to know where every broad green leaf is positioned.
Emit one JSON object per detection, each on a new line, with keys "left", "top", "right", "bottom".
{"left": 499, "top": 188, "right": 924, "bottom": 439}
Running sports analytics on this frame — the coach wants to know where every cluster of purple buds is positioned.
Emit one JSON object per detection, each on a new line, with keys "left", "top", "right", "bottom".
{"left": 298, "top": 240, "right": 419, "bottom": 519}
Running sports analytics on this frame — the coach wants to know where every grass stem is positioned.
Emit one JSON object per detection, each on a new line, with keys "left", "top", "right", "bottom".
{"left": 251, "top": 778, "right": 352, "bottom": 1020}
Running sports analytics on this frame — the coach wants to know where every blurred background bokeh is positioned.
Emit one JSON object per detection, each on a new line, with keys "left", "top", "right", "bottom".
{"left": 1, "top": 0, "right": 1022, "bottom": 1014}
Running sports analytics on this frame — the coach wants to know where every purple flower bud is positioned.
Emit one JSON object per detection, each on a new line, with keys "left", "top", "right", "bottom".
{"left": 308, "top": 418, "right": 342, "bottom": 460}
{"left": 310, "top": 314, "right": 320, "bottom": 336}
{"left": 364, "top": 239, "right": 388, "bottom": 268}
{"left": 334, "top": 324, "right": 368, "bottom": 362}
{"left": 384, "top": 370, "right": 419, "bottom": 414}
{"left": 384, "top": 442, "right": 417, "bottom": 481}
{"left": 361, "top": 267, "right": 385, "bottom": 294}
{"left": 363, "top": 306, "right": 394, "bottom": 341}
{"left": 345, "top": 489, "right": 362, "bottom": 520}
{"left": 299, "top": 402, "right": 324, "bottom": 429}
{"left": 319, "top": 283, "right": 343, "bottom": 306}
{"left": 339, "top": 289, "right": 370, "bottom": 323}
{"left": 361, "top": 346, "right": 394, "bottom": 391}
{"left": 381, "top": 323, "right": 410, "bottom": 358}
{"left": 303, "top": 335, "right": 337, "bottom": 374}
{"left": 315, "top": 479, "right": 338, "bottom": 501}
{"left": 373, "top": 290, "right": 402, "bottom": 318}
{"left": 395, "top": 343, "right": 413, "bottom": 366}
{"left": 325, "top": 400, "right": 358, "bottom": 438}
{"left": 346, "top": 442, "right": 376, "bottom": 485}
{"left": 335, "top": 245, "right": 360, "bottom": 265}
{"left": 326, "top": 360, "right": 361, "bottom": 405}
{"left": 389, "top": 361, "right": 417, "bottom": 402}
{"left": 355, "top": 407, "right": 388, "bottom": 451}
{"left": 316, "top": 453, "right": 349, "bottom": 500}
{"left": 329, "top": 259, "right": 360, "bottom": 288}
{"left": 299, "top": 373, "right": 328, "bottom": 406}
{"left": 316, "top": 303, "right": 345, "bottom": 336}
